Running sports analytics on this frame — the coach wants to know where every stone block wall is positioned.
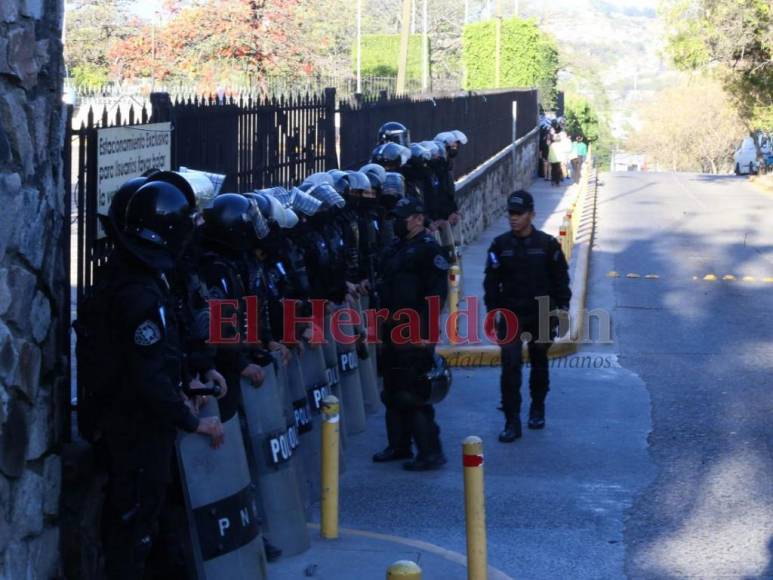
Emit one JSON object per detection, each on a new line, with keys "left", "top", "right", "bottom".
{"left": 0, "top": 0, "right": 66, "bottom": 578}
{"left": 454, "top": 128, "right": 539, "bottom": 244}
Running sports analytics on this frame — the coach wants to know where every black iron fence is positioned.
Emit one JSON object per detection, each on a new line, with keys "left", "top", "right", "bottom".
{"left": 67, "top": 89, "right": 337, "bottom": 302}
{"left": 338, "top": 88, "right": 539, "bottom": 178}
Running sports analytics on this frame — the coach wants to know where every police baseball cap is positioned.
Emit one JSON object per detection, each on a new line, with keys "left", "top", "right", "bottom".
{"left": 507, "top": 190, "right": 534, "bottom": 213}
{"left": 390, "top": 196, "right": 425, "bottom": 218}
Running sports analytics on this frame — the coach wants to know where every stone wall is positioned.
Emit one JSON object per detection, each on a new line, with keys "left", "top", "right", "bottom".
{"left": 454, "top": 127, "right": 539, "bottom": 244}
{"left": 0, "top": 0, "right": 66, "bottom": 578}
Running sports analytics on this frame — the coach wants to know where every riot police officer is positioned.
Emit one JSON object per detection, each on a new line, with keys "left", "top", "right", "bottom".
{"left": 483, "top": 191, "right": 571, "bottom": 442}
{"left": 197, "top": 193, "right": 268, "bottom": 421}
{"left": 377, "top": 121, "right": 411, "bottom": 147}
{"left": 99, "top": 181, "right": 224, "bottom": 580}
{"left": 374, "top": 197, "right": 449, "bottom": 471}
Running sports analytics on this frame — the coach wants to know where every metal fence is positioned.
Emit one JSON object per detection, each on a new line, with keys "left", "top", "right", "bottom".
{"left": 338, "top": 88, "right": 539, "bottom": 178}
{"left": 151, "top": 89, "right": 337, "bottom": 193}
{"left": 67, "top": 89, "right": 337, "bottom": 302}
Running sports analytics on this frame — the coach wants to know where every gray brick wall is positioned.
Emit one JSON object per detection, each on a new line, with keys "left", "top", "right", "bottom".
{"left": 0, "top": 0, "right": 66, "bottom": 577}
{"left": 455, "top": 129, "right": 539, "bottom": 244}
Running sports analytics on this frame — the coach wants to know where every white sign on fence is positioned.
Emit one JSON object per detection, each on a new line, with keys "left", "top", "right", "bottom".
{"left": 96, "top": 122, "right": 172, "bottom": 236}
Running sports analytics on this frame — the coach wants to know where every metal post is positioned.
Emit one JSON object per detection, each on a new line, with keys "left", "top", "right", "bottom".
{"left": 511, "top": 100, "right": 517, "bottom": 182}
{"left": 494, "top": 0, "right": 502, "bottom": 88}
{"left": 463, "top": 436, "right": 487, "bottom": 580}
{"left": 356, "top": 0, "right": 362, "bottom": 94}
{"left": 448, "top": 265, "right": 461, "bottom": 344}
{"left": 321, "top": 396, "right": 340, "bottom": 539}
{"left": 397, "top": 0, "right": 413, "bottom": 94}
{"left": 421, "top": 0, "right": 429, "bottom": 92}
{"left": 387, "top": 561, "right": 423, "bottom": 579}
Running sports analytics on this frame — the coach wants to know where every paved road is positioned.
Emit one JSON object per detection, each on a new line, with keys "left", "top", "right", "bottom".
{"left": 278, "top": 172, "right": 773, "bottom": 579}
{"left": 593, "top": 172, "right": 773, "bottom": 578}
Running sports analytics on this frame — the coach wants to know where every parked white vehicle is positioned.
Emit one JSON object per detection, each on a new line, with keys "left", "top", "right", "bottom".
{"left": 734, "top": 137, "right": 759, "bottom": 175}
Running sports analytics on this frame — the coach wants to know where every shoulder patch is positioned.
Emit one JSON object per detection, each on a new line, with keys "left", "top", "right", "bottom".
{"left": 434, "top": 254, "right": 450, "bottom": 270}
{"left": 134, "top": 320, "right": 162, "bottom": 346}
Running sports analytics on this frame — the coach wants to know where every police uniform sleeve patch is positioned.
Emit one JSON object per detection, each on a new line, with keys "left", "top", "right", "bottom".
{"left": 134, "top": 320, "right": 162, "bottom": 346}
{"left": 433, "top": 254, "right": 450, "bottom": 270}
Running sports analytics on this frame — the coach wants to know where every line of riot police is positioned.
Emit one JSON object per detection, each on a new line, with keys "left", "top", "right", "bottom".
{"left": 75, "top": 121, "right": 467, "bottom": 579}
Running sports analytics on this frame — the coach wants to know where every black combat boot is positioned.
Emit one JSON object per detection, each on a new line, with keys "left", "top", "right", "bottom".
{"left": 263, "top": 537, "right": 282, "bottom": 562}
{"left": 402, "top": 454, "right": 447, "bottom": 471}
{"left": 373, "top": 447, "right": 413, "bottom": 463}
{"left": 528, "top": 401, "right": 546, "bottom": 430}
{"left": 498, "top": 418, "right": 522, "bottom": 443}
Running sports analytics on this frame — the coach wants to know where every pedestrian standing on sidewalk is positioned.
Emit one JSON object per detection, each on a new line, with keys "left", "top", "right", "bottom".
{"left": 483, "top": 191, "right": 571, "bottom": 442}
{"left": 572, "top": 136, "right": 588, "bottom": 182}
{"left": 548, "top": 137, "right": 563, "bottom": 187}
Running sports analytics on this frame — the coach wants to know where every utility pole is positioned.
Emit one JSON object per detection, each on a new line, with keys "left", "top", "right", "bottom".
{"left": 397, "top": 0, "right": 412, "bottom": 94}
{"left": 356, "top": 0, "right": 362, "bottom": 94}
{"left": 513, "top": 0, "right": 518, "bottom": 16}
{"left": 422, "top": 0, "right": 429, "bottom": 92}
{"left": 411, "top": 0, "right": 416, "bottom": 33}
{"left": 464, "top": 0, "right": 469, "bottom": 23}
{"left": 495, "top": 0, "right": 502, "bottom": 88}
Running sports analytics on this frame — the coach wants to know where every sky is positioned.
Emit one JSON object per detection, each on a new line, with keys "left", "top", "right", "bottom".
{"left": 128, "top": 0, "right": 662, "bottom": 20}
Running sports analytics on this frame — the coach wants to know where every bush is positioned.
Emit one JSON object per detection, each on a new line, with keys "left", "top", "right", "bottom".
{"left": 352, "top": 34, "right": 426, "bottom": 80}
{"left": 462, "top": 17, "right": 559, "bottom": 106}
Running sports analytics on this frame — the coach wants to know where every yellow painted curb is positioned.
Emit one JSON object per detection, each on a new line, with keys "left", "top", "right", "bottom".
{"left": 306, "top": 524, "right": 515, "bottom": 580}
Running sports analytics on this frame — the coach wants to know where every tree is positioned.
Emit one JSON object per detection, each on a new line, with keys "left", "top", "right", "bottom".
{"left": 662, "top": 0, "right": 772, "bottom": 129}
{"left": 462, "top": 17, "right": 560, "bottom": 105}
{"left": 64, "top": 0, "right": 138, "bottom": 86}
{"left": 626, "top": 76, "right": 746, "bottom": 173}
{"left": 109, "top": 0, "right": 313, "bottom": 84}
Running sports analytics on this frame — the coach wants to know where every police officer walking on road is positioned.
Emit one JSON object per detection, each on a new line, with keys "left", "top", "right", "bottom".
{"left": 483, "top": 191, "right": 571, "bottom": 443}
{"left": 374, "top": 197, "right": 450, "bottom": 471}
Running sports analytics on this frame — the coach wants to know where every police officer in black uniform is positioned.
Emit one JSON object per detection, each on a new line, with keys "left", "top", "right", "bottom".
{"left": 373, "top": 197, "right": 449, "bottom": 471}
{"left": 483, "top": 191, "right": 571, "bottom": 443}
{"left": 101, "top": 181, "right": 225, "bottom": 580}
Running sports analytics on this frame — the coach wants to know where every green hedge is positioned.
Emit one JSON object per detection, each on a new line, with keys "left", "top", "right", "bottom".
{"left": 352, "top": 34, "right": 425, "bottom": 80}
{"left": 462, "top": 17, "right": 559, "bottom": 105}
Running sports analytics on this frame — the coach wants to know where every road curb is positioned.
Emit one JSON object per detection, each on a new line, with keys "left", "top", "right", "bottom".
{"left": 438, "top": 168, "right": 599, "bottom": 367}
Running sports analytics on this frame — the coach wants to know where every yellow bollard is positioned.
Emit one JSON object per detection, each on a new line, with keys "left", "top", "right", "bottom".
{"left": 558, "top": 220, "right": 569, "bottom": 260}
{"left": 448, "top": 264, "right": 462, "bottom": 344}
{"left": 321, "top": 395, "right": 340, "bottom": 539}
{"left": 387, "top": 560, "right": 423, "bottom": 579}
{"left": 462, "top": 436, "right": 487, "bottom": 580}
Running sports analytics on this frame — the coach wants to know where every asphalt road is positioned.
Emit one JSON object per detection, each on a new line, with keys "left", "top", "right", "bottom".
{"left": 294, "top": 172, "right": 773, "bottom": 579}
{"left": 594, "top": 172, "right": 773, "bottom": 579}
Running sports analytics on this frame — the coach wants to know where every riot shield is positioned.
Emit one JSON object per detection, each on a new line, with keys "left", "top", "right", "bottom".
{"left": 176, "top": 398, "right": 267, "bottom": 580}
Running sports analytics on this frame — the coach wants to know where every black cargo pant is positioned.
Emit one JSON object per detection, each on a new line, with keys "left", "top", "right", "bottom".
{"left": 103, "top": 427, "right": 176, "bottom": 580}
{"left": 381, "top": 338, "right": 442, "bottom": 458}
{"left": 499, "top": 319, "right": 552, "bottom": 420}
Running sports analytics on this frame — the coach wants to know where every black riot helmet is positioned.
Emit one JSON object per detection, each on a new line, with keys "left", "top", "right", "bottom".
{"left": 345, "top": 171, "right": 372, "bottom": 194}
{"left": 381, "top": 172, "right": 406, "bottom": 210}
{"left": 423, "top": 353, "right": 452, "bottom": 404}
{"left": 408, "top": 143, "right": 431, "bottom": 168}
{"left": 327, "top": 169, "right": 351, "bottom": 197}
{"left": 360, "top": 163, "right": 386, "bottom": 195}
{"left": 378, "top": 121, "right": 411, "bottom": 147}
{"left": 104, "top": 176, "right": 148, "bottom": 237}
{"left": 371, "top": 142, "right": 411, "bottom": 171}
{"left": 122, "top": 180, "right": 195, "bottom": 270}
{"left": 201, "top": 193, "right": 265, "bottom": 251}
